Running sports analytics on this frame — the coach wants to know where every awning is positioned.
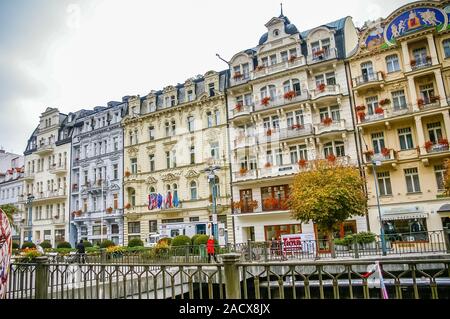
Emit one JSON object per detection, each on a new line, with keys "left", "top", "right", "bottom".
{"left": 437, "top": 204, "right": 450, "bottom": 213}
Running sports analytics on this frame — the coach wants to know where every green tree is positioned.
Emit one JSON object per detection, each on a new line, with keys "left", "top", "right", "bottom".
{"left": 0, "top": 204, "right": 18, "bottom": 229}
{"left": 288, "top": 160, "right": 367, "bottom": 256}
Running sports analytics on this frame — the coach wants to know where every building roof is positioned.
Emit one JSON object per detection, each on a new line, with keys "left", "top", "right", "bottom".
{"left": 258, "top": 14, "right": 300, "bottom": 45}
{"left": 300, "top": 16, "right": 348, "bottom": 38}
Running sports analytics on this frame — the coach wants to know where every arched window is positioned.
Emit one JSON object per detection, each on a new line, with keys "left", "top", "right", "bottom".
{"left": 273, "top": 29, "right": 279, "bottom": 37}
{"left": 260, "top": 85, "right": 277, "bottom": 100}
{"left": 190, "top": 181, "right": 197, "bottom": 200}
{"left": 149, "top": 186, "right": 155, "bottom": 194}
{"left": 283, "top": 79, "right": 301, "bottom": 95}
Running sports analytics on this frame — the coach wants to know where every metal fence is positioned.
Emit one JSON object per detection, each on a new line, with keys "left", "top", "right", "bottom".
{"left": 7, "top": 257, "right": 450, "bottom": 299}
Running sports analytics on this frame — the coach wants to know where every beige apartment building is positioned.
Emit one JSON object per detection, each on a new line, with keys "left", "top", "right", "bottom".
{"left": 227, "top": 11, "right": 368, "bottom": 248}
{"left": 122, "top": 71, "right": 232, "bottom": 246}
{"left": 348, "top": 0, "right": 450, "bottom": 240}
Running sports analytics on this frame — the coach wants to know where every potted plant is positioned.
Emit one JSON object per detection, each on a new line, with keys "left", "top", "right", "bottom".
{"left": 379, "top": 98, "right": 391, "bottom": 106}
{"left": 125, "top": 171, "right": 131, "bottom": 177}
{"left": 298, "top": 159, "right": 308, "bottom": 168}
{"left": 235, "top": 103, "right": 243, "bottom": 112}
{"left": 255, "top": 65, "right": 265, "bottom": 71}
{"left": 374, "top": 107, "right": 384, "bottom": 114}
{"left": 264, "top": 162, "right": 272, "bottom": 168}
{"left": 125, "top": 203, "right": 131, "bottom": 209}
{"left": 283, "top": 90, "right": 296, "bottom": 100}
{"left": 326, "top": 154, "right": 336, "bottom": 163}
{"left": 233, "top": 72, "right": 242, "bottom": 80}
{"left": 261, "top": 96, "right": 271, "bottom": 106}
{"left": 424, "top": 140, "right": 434, "bottom": 152}
{"left": 438, "top": 138, "right": 449, "bottom": 146}
{"left": 106, "top": 207, "right": 113, "bottom": 213}
{"left": 357, "top": 111, "right": 366, "bottom": 122}
{"left": 333, "top": 238, "right": 349, "bottom": 251}
{"left": 364, "top": 150, "right": 374, "bottom": 158}
{"left": 314, "top": 49, "right": 325, "bottom": 57}
{"left": 354, "top": 232, "right": 377, "bottom": 250}
{"left": 317, "top": 83, "right": 326, "bottom": 92}
{"left": 239, "top": 167, "right": 248, "bottom": 175}
{"left": 288, "top": 55, "right": 297, "bottom": 63}
{"left": 430, "top": 95, "right": 440, "bottom": 103}
{"left": 426, "top": 55, "right": 432, "bottom": 63}
{"left": 381, "top": 147, "right": 390, "bottom": 157}
{"left": 410, "top": 59, "right": 417, "bottom": 67}
{"left": 291, "top": 124, "right": 304, "bottom": 130}
{"left": 355, "top": 105, "right": 365, "bottom": 111}
{"left": 322, "top": 117, "right": 333, "bottom": 126}
{"left": 266, "top": 129, "right": 273, "bottom": 136}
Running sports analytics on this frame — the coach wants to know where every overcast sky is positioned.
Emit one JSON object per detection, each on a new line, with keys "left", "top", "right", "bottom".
{"left": 0, "top": 0, "right": 413, "bottom": 154}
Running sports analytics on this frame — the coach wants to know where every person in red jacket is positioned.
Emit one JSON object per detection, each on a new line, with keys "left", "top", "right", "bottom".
{"left": 207, "top": 235, "right": 218, "bottom": 263}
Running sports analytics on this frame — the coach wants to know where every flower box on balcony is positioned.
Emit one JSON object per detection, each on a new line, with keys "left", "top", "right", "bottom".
{"left": 239, "top": 168, "right": 248, "bottom": 176}
{"left": 255, "top": 65, "right": 265, "bottom": 71}
{"left": 430, "top": 95, "right": 440, "bottom": 103}
{"left": 357, "top": 111, "right": 366, "bottom": 122}
{"left": 379, "top": 98, "right": 391, "bottom": 106}
{"left": 322, "top": 117, "right": 333, "bottom": 126}
{"left": 291, "top": 124, "right": 304, "bottom": 130}
{"left": 235, "top": 103, "right": 243, "bottom": 112}
{"left": 288, "top": 55, "right": 297, "bottom": 63}
{"left": 283, "top": 90, "right": 296, "bottom": 100}
{"left": 424, "top": 141, "right": 434, "bottom": 152}
{"left": 417, "top": 98, "right": 425, "bottom": 108}
{"left": 426, "top": 56, "right": 432, "bottom": 62}
{"left": 264, "top": 162, "right": 272, "bottom": 168}
{"left": 355, "top": 105, "right": 365, "bottom": 111}
{"left": 327, "top": 154, "right": 336, "bottom": 163}
{"left": 438, "top": 138, "right": 449, "bottom": 146}
{"left": 381, "top": 147, "right": 390, "bottom": 157}
{"left": 317, "top": 83, "right": 326, "bottom": 92}
{"left": 298, "top": 159, "right": 308, "bottom": 168}
{"left": 106, "top": 207, "right": 113, "bottom": 214}
{"left": 266, "top": 129, "right": 273, "bottom": 136}
{"left": 314, "top": 49, "right": 325, "bottom": 56}
{"left": 125, "top": 171, "right": 131, "bottom": 177}
{"left": 261, "top": 96, "right": 271, "bottom": 106}
{"left": 125, "top": 203, "right": 131, "bottom": 209}
{"left": 374, "top": 107, "right": 384, "bottom": 114}
{"left": 410, "top": 59, "right": 417, "bottom": 66}
{"left": 364, "top": 150, "right": 374, "bottom": 157}
{"left": 233, "top": 72, "right": 243, "bottom": 80}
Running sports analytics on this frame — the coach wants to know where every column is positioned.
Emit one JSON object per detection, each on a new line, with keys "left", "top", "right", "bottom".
{"left": 427, "top": 34, "right": 439, "bottom": 65}
{"left": 434, "top": 69, "right": 448, "bottom": 106}
{"left": 401, "top": 41, "right": 412, "bottom": 72}
{"left": 415, "top": 115, "right": 426, "bottom": 155}
{"left": 442, "top": 111, "right": 450, "bottom": 140}
{"left": 408, "top": 76, "right": 419, "bottom": 111}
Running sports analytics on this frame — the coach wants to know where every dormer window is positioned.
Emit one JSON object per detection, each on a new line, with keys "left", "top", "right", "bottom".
{"left": 170, "top": 95, "right": 176, "bottom": 106}
{"left": 187, "top": 90, "right": 194, "bottom": 102}
{"left": 208, "top": 83, "right": 215, "bottom": 97}
{"left": 273, "top": 29, "right": 279, "bottom": 37}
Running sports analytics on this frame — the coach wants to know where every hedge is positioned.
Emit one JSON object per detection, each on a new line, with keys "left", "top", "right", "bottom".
{"left": 21, "top": 242, "right": 36, "bottom": 249}
{"left": 171, "top": 235, "right": 191, "bottom": 247}
{"left": 100, "top": 240, "right": 115, "bottom": 248}
{"left": 40, "top": 241, "right": 52, "bottom": 249}
{"left": 57, "top": 242, "right": 72, "bottom": 249}
{"left": 128, "top": 238, "right": 144, "bottom": 247}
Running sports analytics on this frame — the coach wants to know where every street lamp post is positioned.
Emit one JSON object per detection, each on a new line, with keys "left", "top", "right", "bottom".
{"left": 371, "top": 159, "right": 387, "bottom": 256}
{"left": 26, "top": 194, "right": 35, "bottom": 242}
{"left": 204, "top": 165, "right": 221, "bottom": 240}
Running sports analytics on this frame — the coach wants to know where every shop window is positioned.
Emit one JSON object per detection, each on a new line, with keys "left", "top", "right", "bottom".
{"left": 383, "top": 218, "right": 428, "bottom": 242}
{"left": 264, "top": 224, "right": 302, "bottom": 241}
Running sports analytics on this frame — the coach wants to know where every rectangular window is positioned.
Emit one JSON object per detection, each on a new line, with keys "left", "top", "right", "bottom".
{"left": 366, "top": 96, "right": 378, "bottom": 115}
{"left": 404, "top": 168, "right": 421, "bottom": 193}
{"left": 149, "top": 126, "right": 155, "bottom": 140}
{"left": 189, "top": 217, "right": 200, "bottom": 222}
{"left": 377, "top": 171, "right": 392, "bottom": 196}
{"left": 166, "top": 151, "right": 170, "bottom": 169}
{"left": 261, "top": 185, "right": 290, "bottom": 211}
{"left": 398, "top": 127, "right": 414, "bottom": 150}
{"left": 113, "top": 194, "right": 118, "bottom": 209}
{"left": 131, "top": 158, "right": 137, "bottom": 174}
{"left": 371, "top": 132, "right": 385, "bottom": 154}
{"left": 330, "top": 106, "right": 340, "bottom": 121}
{"left": 149, "top": 220, "right": 158, "bottom": 233}
{"left": 419, "top": 84, "right": 435, "bottom": 104}
{"left": 172, "top": 150, "right": 176, "bottom": 168}
{"left": 392, "top": 90, "right": 407, "bottom": 110}
{"left": 325, "top": 72, "right": 336, "bottom": 85}
{"left": 386, "top": 54, "right": 400, "bottom": 73}
{"left": 149, "top": 154, "right": 155, "bottom": 172}
{"left": 435, "top": 165, "right": 445, "bottom": 191}
{"left": 280, "top": 51, "right": 288, "bottom": 62}
{"left": 209, "top": 83, "right": 215, "bottom": 97}
{"left": 128, "top": 222, "right": 140, "bottom": 234}
{"left": 92, "top": 225, "right": 101, "bottom": 236}
{"left": 113, "top": 137, "right": 119, "bottom": 151}
{"left": 427, "top": 122, "right": 443, "bottom": 144}
{"left": 190, "top": 146, "right": 195, "bottom": 165}
{"left": 113, "top": 164, "right": 118, "bottom": 180}
{"left": 270, "top": 54, "right": 277, "bottom": 65}
{"left": 187, "top": 90, "right": 193, "bottom": 102}
{"left": 207, "top": 112, "right": 213, "bottom": 128}
{"left": 210, "top": 142, "right": 219, "bottom": 160}
{"left": 275, "top": 148, "right": 283, "bottom": 166}
{"left": 215, "top": 110, "right": 220, "bottom": 125}
{"left": 188, "top": 116, "right": 195, "bottom": 132}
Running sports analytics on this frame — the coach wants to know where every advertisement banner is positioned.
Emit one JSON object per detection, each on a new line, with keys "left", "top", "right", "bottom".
{"left": 281, "top": 233, "right": 316, "bottom": 254}
{"left": 0, "top": 208, "right": 13, "bottom": 299}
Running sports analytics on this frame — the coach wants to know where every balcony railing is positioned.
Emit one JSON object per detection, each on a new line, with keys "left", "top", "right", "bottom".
{"left": 259, "top": 163, "right": 300, "bottom": 178}
{"left": 426, "top": 143, "right": 449, "bottom": 154}
{"left": 315, "top": 119, "right": 346, "bottom": 134}
{"left": 23, "top": 172, "right": 35, "bottom": 180}
{"left": 253, "top": 56, "right": 306, "bottom": 80}
{"left": 352, "top": 71, "right": 384, "bottom": 87}
{"left": 258, "top": 124, "right": 313, "bottom": 143}
{"left": 254, "top": 92, "right": 310, "bottom": 111}
{"left": 233, "top": 135, "right": 257, "bottom": 149}
{"left": 233, "top": 169, "right": 257, "bottom": 182}
{"left": 35, "top": 143, "right": 54, "bottom": 155}
{"left": 49, "top": 163, "right": 67, "bottom": 174}
{"left": 230, "top": 104, "right": 253, "bottom": 118}
{"left": 364, "top": 149, "right": 395, "bottom": 163}
{"left": 307, "top": 48, "right": 337, "bottom": 64}
{"left": 32, "top": 190, "right": 67, "bottom": 201}
{"left": 230, "top": 74, "right": 251, "bottom": 86}
{"left": 418, "top": 98, "right": 441, "bottom": 111}
{"left": 310, "top": 85, "right": 341, "bottom": 100}
{"left": 411, "top": 59, "right": 432, "bottom": 71}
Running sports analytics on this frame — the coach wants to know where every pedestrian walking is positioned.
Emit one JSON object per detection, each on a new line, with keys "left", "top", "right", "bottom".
{"left": 76, "top": 239, "right": 86, "bottom": 264}
{"left": 207, "top": 235, "right": 218, "bottom": 263}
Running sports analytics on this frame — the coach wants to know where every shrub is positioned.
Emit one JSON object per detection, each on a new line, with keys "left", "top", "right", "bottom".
{"left": 126, "top": 246, "right": 147, "bottom": 253}
{"left": 354, "top": 232, "right": 376, "bottom": 244}
{"left": 21, "top": 242, "right": 36, "bottom": 249}
{"left": 158, "top": 237, "right": 172, "bottom": 245}
{"left": 193, "top": 234, "right": 210, "bottom": 246}
{"left": 154, "top": 242, "right": 170, "bottom": 257}
{"left": 142, "top": 249, "right": 156, "bottom": 260}
{"left": 12, "top": 242, "right": 20, "bottom": 249}
{"left": 191, "top": 234, "right": 201, "bottom": 246}
{"left": 40, "top": 241, "right": 52, "bottom": 249}
{"left": 100, "top": 240, "right": 115, "bottom": 248}
{"left": 86, "top": 247, "right": 99, "bottom": 254}
{"left": 333, "top": 238, "right": 347, "bottom": 246}
{"left": 56, "top": 241, "right": 72, "bottom": 249}
{"left": 128, "top": 238, "right": 144, "bottom": 248}
{"left": 171, "top": 235, "right": 191, "bottom": 247}
{"left": 82, "top": 241, "right": 93, "bottom": 248}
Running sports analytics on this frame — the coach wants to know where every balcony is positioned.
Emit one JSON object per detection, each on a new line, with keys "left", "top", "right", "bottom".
{"left": 357, "top": 104, "right": 413, "bottom": 125}
{"left": 230, "top": 104, "right": 253, "bottom": 122}
{"left": 258, "top": 163, "right": 299, "bottom": 179}
{"left": 49, "top": 163, "right": 68, "bottom": 175}
{"left": 230, "top": 74, "right": 251, "bottom": 87}
{"left": 253, "top": 56, "right": 306, "bottom": 80}
{"left": 233, "top": 169, "right": 257, "bottom": 182}
{"left": 315, "top": 119, "right": 346, "bottom": 135}
{"left": 254, "top": 92, "right": 310, "bottom": 112}
{"left": 32, "top": 190, "right": 67, "bottom": 203}
{"left": 306, "top": 48, "right": 337, "bottom": 65}
{"left": 426, "top": 143, "right": 449, "bottom": 154}
{"left": 233, "top": 135, "right": 257, "bottom": 150}
{"left": 352, "top": 71, "right": 385, "bottom": 90}
{"left": 418, "top": 97, "right": 441, "bottom": 111}
{"left": 35, "top": 143, "right": 54, "bottom": 156}
{"left": 364, "top": 149, "right": 396, "bottom": 165}
{"left": 310, "top": 85, "right": 341, "bottom": 101}
{"left": 411, "top": 59, "right": 432, "bottom": 71}
{"left": 258, "top": 124, "right": 313, "bottom": 144}
{"left": 23, "top": 172, "right": 35, "bottom": 181}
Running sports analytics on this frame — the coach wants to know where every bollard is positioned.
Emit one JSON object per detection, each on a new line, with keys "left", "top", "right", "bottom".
{"left": 35, "top": 256, "right": 49, "bottom": 299}
{"left": 220, "top": 253, "right": 241, "bottom": 299}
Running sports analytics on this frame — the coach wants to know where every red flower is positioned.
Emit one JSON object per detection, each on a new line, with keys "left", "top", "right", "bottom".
{"left": 355, "top": 105, "right": 366, "bottom": 111}
{"left": 374, "top": 107, "right": 384, "bottom": 114}
{"left": 357, "top": 111, "right": 366, "bottom": 122}
{"left": 317, "top": 83, "right": 326, "bottom": 92}
{"left": 327, "top": 154, "right": 336, "bottom": 162}
{"left": 438, "top": 138, "right": 449, "bottom": 146}
{"left": 381, "top": 148, "right": 390, "bottom": 156}
{"left": 233, "top": 72, "right": 243, "bottom": 80}
{"left": 298, "top": 159, "right": 307, "bottom": 168}
{"left": 322, "top": 117, "right": 333, "bottom": 125}
{"left": 261, "top": 96, "right": 271, "bottom": 106}
{"left": 266, "top": 129, "right": 273, "bottom": 136}
{"left": 424, "top": 141, "right": 433, "bottom": 151}
{"left": 235, "top": 103, "right": 242, "bottom": 111}
{"left": 125, "top": 203, "right": 131, "bottom": 209}
{"left": 283, "top": 91, "right": 296, "bottom": 100}
{"left": 264, "top": 162, "right": 272, "bottom": 168}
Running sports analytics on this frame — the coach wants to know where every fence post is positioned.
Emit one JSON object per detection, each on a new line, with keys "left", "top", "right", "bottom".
{"left": 443, "top": 227, "right": 450, "bottom": 254}
{"left": 221, "top": 253, "right": 241, "bottom": 299}
{"left": 353, "top": 238, "right": 359, "bottom": 259}
{"left": 35, "top": 256, "right": 49, "bottom": 299}
{"left": 247, "top": 239, "right": 252, "bottom": 262}
{"left": 264, "top": 242, "right": 268, "bottom": 262}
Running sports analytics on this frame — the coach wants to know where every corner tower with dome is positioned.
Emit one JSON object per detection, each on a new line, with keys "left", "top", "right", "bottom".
{"left": 227, "top": 9, "right": 366, "bottom": 247}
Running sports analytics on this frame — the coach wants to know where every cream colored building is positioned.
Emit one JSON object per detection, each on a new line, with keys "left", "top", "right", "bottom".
{"left": 122, "top": 71, "right": 232, "bottom": 246}
{"left": 348, "top": 1, "right": 450, "bottom": 240}
{"left": 21, "top": 108, "right": 75, "bottom": 247}
{"left": 227, "top": 12, "right": 367, "bottom": 247}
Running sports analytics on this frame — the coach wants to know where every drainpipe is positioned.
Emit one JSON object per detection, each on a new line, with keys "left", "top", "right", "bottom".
{"left": 344, "top": 60, "right": 371, "bottom": 232}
